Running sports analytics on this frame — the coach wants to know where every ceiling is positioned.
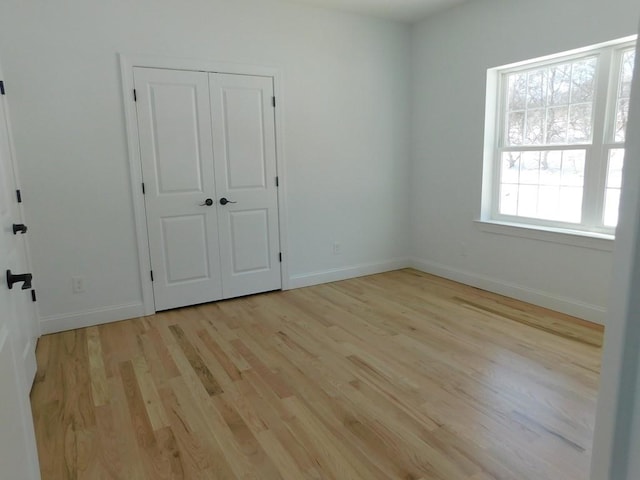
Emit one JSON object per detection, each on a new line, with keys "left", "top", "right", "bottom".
{"left": 283, "top": 0, "right": 469, "bottom": 22}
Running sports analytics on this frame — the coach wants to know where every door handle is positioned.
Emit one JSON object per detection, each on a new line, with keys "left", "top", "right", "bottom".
{"left": 219, "top": 197, "right": 237, "bottom": 206}
{"left": 6, "top": 270, "right": 33, "bottom": 290}
{"left": 12, "top": 224, "right": 27, "bottom": 235}
{"left": 200, "top": 198, "right": 214, "bottom": 206}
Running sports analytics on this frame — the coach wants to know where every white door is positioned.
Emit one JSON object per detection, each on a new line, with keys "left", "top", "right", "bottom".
{"left": 135, "top": 69, "right": 281, "bottom": 311}
{"left": 0, "top": 81, "right": 37, "bottom": 392}
{"left": 210, "top": 73, "right": 282, "bottom": 298}
{"left": 0, "top": 78, "right": 41, "bottom": 479}
{"left": 134, "top": 68, "right": 224, "bottom": 311}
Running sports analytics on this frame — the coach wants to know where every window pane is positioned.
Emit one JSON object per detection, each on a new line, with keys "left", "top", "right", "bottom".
{"left": 500, "top": 152, "right": 521, "bottom": 184}
{"left": 568, "top": 104, "right": 593, "bottom": 143}
{"left": 500, "top": 184, "right": 518, "bottom": 215}
{"left": 507, "top": 112, "right": 525, "bottom": 145}
{"left": 539, "top": 151, "right": 562, "bottom": 186}
{"left": 621, "top": 49, "right": 636, "bottom": 99}
{"left": 615, "top": 98, "right": 630, "bottom": 143}
{"left": 604, "top": 148, "right": 625, "bottom": 228}
{"left": 546, "top": 106, "right": 569, "bottom": 144}
{"left": 498, "top": 149, "right": 585, "bottom": 223}
{"left": 604, "top": 189, "right": 621, "bottom": 227}
{"left": 504, "top": 56, "right": 597, "bottom": 147}
{"left": 614, "top": 48, "right": 636, "bottom": 143}
{"left": 607, "top": 148, "right": 625, "bottom": 189}
{"left": 548, "top": 64, "right": 571, "bottom": 106}
{"left": 508, "top": 73, "right": 527, "bottom": 110}
{"left": 570, "top": 58, "right": 597, "bottom": 103}
{"left": 524, "top": 109, "right": 544, "bottom": 145}
{"left": 520, "top": 151, "right": 540, "bottom": 184}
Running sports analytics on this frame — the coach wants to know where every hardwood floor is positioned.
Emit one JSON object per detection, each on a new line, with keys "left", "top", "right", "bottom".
{"left": 30, "top": 269, "right": 603, "bottom": 480}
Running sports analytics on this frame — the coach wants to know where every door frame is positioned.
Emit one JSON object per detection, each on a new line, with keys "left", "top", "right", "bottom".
{"left": 119, "top": 54, "right": 290, "bottom": 315}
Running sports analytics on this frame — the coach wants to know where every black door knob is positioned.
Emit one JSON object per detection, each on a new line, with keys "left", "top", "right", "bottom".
{"left": 12, "top": 224, "right": 27, "bottom": 235}
{"left": 219, "top": 197, "right": 237, "bottom": 206}
{"left": 200, "top": 198, "right": 214, "bottom": 206}
{"left": 6, "top": 270, "right": 33, "bottom": 290}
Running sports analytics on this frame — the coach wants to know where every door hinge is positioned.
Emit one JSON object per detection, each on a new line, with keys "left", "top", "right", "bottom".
{"left": 141, "top": 182, "right": 145, "bottom": 194}
{"left": 133, "top": 89, "right": 137, "bottom": 102}
{"left": 150, "top": 270, "right": 154, "bottom": 282}
{"left": 0, "top": 81, "right": 5, "bottom": 95}
{"left": 31, "top": 290, "right": 37, "bottom": 302}
{"left": 275, "top": 176, "right": 279, "bottom": 187}
{"left": 279, "top": 252, "right": 282, "bottom": 262}
{"left": 16, "top": 189, "right": 22, "bottom": 203}
{"left": 272, "top": 96, "right": 276, "bottom": 108}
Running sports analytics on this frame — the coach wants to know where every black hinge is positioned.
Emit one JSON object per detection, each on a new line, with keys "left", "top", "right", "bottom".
{"left": 141, "top": 182, "right": 145, "bottom": 194}
{"left": 150, "top": 270, "right": 154, "bottom": 282}
{"left": 31, "top": 290, "right": 37, "bottom": 302}
{"left": 275, "top": 176, "right": 279, "bottom": 187}
{"left": 16, "top": 189, "right": 22, "bottom": 203}
{"left": 272, "top": 96, "right": 276, "bottom": 108}
{"left": 0, "top": 81, "right": 5, "bottom": 95}
{"left": 133, "top": 89, "right": 137, "bottom": 102}
{"left": 279, "top": 252, "right": 282, "bottom": 262}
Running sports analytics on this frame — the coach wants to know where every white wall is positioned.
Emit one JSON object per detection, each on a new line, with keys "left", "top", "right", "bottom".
{"left": 0, "top": 0, "right": 411, "bottom": 330}
{"left": 410, "top": 0, "right": 640, "bottom": 323}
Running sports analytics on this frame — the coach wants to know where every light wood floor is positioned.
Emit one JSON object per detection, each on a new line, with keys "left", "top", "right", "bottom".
{"left": 30, "top": 269, "right": 603, "bottom": 480}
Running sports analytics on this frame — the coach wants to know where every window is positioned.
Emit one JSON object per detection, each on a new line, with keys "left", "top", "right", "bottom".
{"left": 483, "top": 37, "right": 637, "bottom": 236}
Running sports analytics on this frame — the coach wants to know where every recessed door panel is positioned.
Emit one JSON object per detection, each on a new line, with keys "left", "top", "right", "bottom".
{"left": 149, "top": 84, "right": 204, "bottom": 194}
{"left": 161, "top": 215, "right": 210, "bottom": 283}
{"left": 228, "top": 209, "right": 271, "bottom": 274}
{"left": 221, "top": 88, "right": 267, "bottom": 189}
{"left": 135, "top": 67, "right": 223, "bottom": 311}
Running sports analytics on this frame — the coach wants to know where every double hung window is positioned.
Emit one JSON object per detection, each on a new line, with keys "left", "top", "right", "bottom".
{"left": 484, "top": 38, "right": 636, "bottom": 235}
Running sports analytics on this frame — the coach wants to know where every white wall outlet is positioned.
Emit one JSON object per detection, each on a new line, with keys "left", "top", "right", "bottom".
{"left": 333, "top": 242, "right": 342, "bottom": 255}
{"left": 72, "top": 276, "right": 85, "bottom": 293}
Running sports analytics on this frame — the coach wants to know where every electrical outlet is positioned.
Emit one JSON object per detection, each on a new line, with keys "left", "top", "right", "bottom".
{"left": 72, "top": 276, "right": 85, "bottom": 293}
{"left": 333, "top": 242, "right": 342, "bottom": 255}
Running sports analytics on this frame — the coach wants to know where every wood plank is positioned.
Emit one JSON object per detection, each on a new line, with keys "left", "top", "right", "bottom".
{"left": 31, "top": 269, "right": 603, "bottom": 480}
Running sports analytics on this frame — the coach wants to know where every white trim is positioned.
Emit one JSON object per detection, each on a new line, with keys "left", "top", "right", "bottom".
{"left": 475, "top": 219, "right": 614, "bottom": 251}
{"left": 410, "top": 257, "right": 607, "bottom": 325}
{"left": 118, "top": 53, "right": 290, "bottom": 313}
{"left": 39, "top": 302, "right": 145, "bottom": 335}
{"left": 288, "top": 258, "right": 411, "bottom": 289}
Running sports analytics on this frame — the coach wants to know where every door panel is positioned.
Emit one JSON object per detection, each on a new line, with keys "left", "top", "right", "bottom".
{"left": 135, "top": 67, "right": 223, "bottom": 311}
{"left": 222, "top": 88, "right": 267, "bottom": 189}
{"left": 162, "top": 215, "right": 210, "bottom": 283}
{"left": 151, "top": 84, "right": 205, "bottom": 194}
{"left": 228, "top": 209, "right": 271, "bottom": 273}
{"left": 210, "top": 73, "right": 281, "bottom": 298}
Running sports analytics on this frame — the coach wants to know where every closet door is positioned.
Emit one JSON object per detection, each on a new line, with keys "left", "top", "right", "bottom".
{"left": 210, "top": 73, "right": 282, "bottom": 298}
{"left": 134, "top": 68, "right": 223, "bottom": 311}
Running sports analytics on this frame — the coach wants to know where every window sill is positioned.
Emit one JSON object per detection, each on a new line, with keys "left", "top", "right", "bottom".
{"left": 474, "top": 219, "right": 614, "bottom": 251}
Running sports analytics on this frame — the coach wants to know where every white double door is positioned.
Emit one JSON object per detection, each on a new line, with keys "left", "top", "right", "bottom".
{"left": 134, "top": 68, "right": 281, "bottom": 311}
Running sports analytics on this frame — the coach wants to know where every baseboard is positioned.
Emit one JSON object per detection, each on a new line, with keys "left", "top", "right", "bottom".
{"left": 39, "top": 302, "right": 145, "bottom": 335}
{"left": 410, "top": 258, "right": 607, "bottom": 325}
{"left": 288, "top": 258, "right": 411, "bottom": 290}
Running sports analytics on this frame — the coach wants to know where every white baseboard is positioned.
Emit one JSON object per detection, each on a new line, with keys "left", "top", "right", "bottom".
{"left": 39, "top": 302, "right": 145, "bottom": 335}
{"left": 410, "top": 258, "right": 607, "bottom": 325}
{"left": 288, "top": 258, "right": 411, "bottom": 290}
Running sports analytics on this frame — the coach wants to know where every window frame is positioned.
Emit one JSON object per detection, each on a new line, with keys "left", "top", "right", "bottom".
{"left": 482, "top": 36, "right": 637, "bottom": 238}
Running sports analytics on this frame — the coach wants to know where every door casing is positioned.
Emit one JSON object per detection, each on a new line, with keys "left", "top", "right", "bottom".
{"left": 119, "top": 54, "right": 290, "bottom": 315}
